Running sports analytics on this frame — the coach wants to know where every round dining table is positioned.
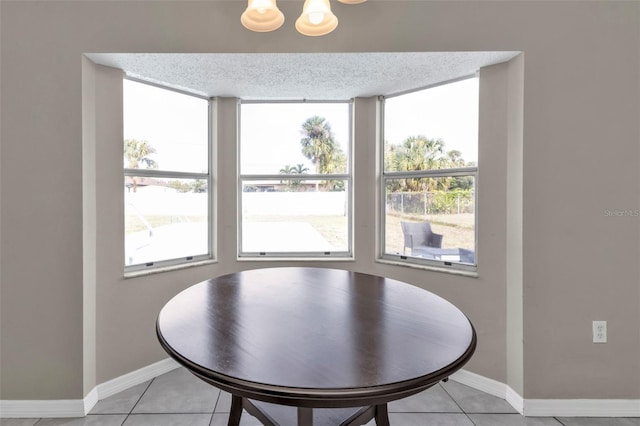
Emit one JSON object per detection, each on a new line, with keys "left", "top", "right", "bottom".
{"left": 156, "top": 267, "right": 476, "bottom": 426}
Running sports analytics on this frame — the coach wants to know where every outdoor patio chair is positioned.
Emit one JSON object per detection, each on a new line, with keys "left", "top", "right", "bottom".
{"left": 400, "top": 221, "right": 443, "bottom": 255}
{"left": 459, "top": 248, "right": 475, "bottom": 264}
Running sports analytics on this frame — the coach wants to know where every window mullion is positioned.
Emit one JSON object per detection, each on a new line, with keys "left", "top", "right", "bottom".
{"left": 124, "top": 169, "right": 209, "bottom": 180}
{"left": 240, "top": 174, "right": 350, "bottom": 181}
{"left": 383, "top": 168, "right": 477, "bottom": 179}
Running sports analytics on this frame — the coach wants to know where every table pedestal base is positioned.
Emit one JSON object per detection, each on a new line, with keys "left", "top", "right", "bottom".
{"left": 228, "top": 395, "right": 390, "bottom": 426}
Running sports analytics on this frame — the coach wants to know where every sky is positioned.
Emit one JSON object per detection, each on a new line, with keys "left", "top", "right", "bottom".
{"left": 123, "top": 77, "right": 478, "bottom": 174}
{"left": 240, "top": 102, "right": 350, "bottom": 175}
{"left": 384, "top": 77, "right": 479, "bottom": 163}
{"left": 123, "top": 80, "right": 209, "bottom": 173}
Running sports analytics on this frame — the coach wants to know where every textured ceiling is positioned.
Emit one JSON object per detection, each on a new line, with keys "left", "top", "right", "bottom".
{"left": 86, "top": 52, "right": 519, "bottom": 100}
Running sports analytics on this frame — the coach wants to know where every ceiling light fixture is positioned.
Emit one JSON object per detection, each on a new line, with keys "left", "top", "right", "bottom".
{"left": 241, "top": 0, "right": 285, "bottom": 32}
{"left": 241, "top": 0, "right": 367, "bottom": 36}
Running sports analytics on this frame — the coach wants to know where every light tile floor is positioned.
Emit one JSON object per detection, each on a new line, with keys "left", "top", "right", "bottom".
{"left": 2, "top": 368, "right": 639, "bottom": 426}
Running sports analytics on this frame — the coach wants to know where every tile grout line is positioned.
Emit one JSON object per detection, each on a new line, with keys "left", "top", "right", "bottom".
{"left": 439, "top": 381, "right": 479, "bottom": 426}
{"left": 439, "top": 382, "right": 467, "bottom": 414}
{"left": 208, "top": 390, "right": 223, "bottom": 425}
{"left": 120, "top": 377, "right": 156, "bottom": 425}
{"left": 463, "top": 411, "right": 479, "bottom": 426}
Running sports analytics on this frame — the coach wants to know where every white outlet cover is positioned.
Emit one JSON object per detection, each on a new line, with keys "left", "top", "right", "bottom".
{"left": 592, "top": 320, "right": 607, "bottom": 343}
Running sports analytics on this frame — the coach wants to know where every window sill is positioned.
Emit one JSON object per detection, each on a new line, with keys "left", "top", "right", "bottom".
{"left": 238, "top": 256, "right": 355, "bottom": 262}
{"left": 124, "top": 259, "right": 218, "bottom": 279}
{"left": 376, "top": 258, "right": 478, "bottom": 278}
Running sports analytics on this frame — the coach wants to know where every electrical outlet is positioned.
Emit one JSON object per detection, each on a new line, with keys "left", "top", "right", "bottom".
{"left": 592, "top": 320, "right": 607, "bottom": 343}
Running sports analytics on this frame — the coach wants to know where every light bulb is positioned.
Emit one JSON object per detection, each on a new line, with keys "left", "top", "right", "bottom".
{"left": 252, "top": 0, "right": 272, "bottom": 11}
{"left": 309, "top": 12, "right": 324, "bottom": 25}
{"left": 295, "top": 0, "right": 338, "bottom": 36}
{"left": 241, "top": 0, "right": 284, "bottom": 32}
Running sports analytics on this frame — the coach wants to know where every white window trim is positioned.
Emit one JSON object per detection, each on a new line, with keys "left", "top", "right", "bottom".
{"left": 378, "top": 78, "right": 478, "bottom": 273}
{"left": 379, "top": 170, "right": 478, "bottom": 273}
{"left": 237, "top": 99, "right": 354, "bottom": 259}
{"left": 123, "top": 78, "right": 215, "bottom": 273}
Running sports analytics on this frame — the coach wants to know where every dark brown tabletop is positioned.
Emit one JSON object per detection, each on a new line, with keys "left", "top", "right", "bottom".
{"left": 157, "top": 267, "right": 476, "bottom": 426}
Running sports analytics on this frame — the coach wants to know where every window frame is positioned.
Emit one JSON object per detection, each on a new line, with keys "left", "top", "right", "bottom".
{"left": 237, "top": 99, "right": 354, "bottom": 260}
{"left": 123, "top": 77, "right": 214, "bottom": 274}
{"left": 378, "top": 77, "right": 478, "bottom": 273}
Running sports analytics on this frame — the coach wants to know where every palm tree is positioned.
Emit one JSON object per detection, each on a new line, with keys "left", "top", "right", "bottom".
{"left": 300, "top": 116, "right": 334, "bottom": 187}
{"left": 292, "top": 163, "right": 309, "bottom": 175}
{"left": 300, "top": 116, "right": 345, "bottom": 191}
{"left": 279, "top": 164, "right": 296, "bottom": 174}
{"left": 446, "top": 149, "right": 464, "bottom": 166}
{"left": 279, "top": 164, "right": 310, "bottom": 190}
{"left": 124, "top": 139, "right": 157, "bottom": 192}
{"left": 291, "top": 163, "right": 310, "bottom": 190}
{"left": 386, "top": 135, "right": 451, "bottom": 192}
{"left": 279, "top": 165, "right": 295, "bottom": 188}
{"left": 394, "top": 136, "right": 446, "bottom": 173}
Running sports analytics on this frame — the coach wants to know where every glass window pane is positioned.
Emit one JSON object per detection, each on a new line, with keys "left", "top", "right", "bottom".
{"left": 125, "top": 178, "right": 209, "bottom": 266}
{"left": 241, "top": 180, "right": 348, "bottom": 253}
{"left": 384, "top": 177, "right": 475, "bottom": 264}
{"left": 240, "top": 103, "right": 350, "bottom": 175}
{"left": 384, "top": 78, "right": 478, "bottom": 172}
{"left": 123, "top": 80, "right": 209, "bottom": 173}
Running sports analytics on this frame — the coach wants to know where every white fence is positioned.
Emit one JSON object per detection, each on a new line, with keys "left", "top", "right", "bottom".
{"left": 242, "top": 192, "right": 347, "bottom": 216}
{"left": 125, "top": 191, "right": 347, "bottom": 216}
{"left": 125, "top": 191, "right": 208, "bottom": 216}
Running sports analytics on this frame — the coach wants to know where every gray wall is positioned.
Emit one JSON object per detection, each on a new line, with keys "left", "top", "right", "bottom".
{"left": 1, "top": 0, "right": 639, "bottom": 402}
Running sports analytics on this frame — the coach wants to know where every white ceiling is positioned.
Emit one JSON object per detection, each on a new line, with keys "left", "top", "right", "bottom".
{"left": 86, "top": 52, "right": 519, "bottom": 100}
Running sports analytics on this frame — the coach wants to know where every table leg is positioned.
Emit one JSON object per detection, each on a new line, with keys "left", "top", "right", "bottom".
{"left": 227, "top": 395, "right": 243, "bottom": 426}
{"left": 374, "top": 404, "right": 390, "bottom": 426}
{"left": 297, "top": 407, "right": 313, "bottom": 426}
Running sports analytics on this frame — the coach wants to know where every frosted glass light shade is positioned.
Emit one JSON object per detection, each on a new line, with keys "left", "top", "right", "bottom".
{"left": 241, "top": 0, "right": 285, "bottom": 32}
{"left": 337, "top": 0, "right": 367, "bottom": 3}
{"left": 295, "top": 0, "right": 338, "bottom": 36}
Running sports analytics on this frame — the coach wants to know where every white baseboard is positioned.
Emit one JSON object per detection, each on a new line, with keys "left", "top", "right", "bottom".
{"left": 2, "top": 363, "right": 638, "bottom": 418}
{"left": 0, "top": 399, "right": 86, "bottom": 419}
{"left": 524, "top": 399, "right": 640, "bottom": 417}
{"left": 450, "top": 369, "right": 508, "bottom": 400}
{"left": 449, "top": 369, "right": 640, "bottom": 417}
{"left": 449, "top": 369, "right": 524, "bottom": 414}
{"left": 94, "top": 357, "right": 179, "bottom": 402}
{"left": 506, "top": 385, "right": 525, "bottom": 415}
{"left": 83, "top": 387, "right": 99, "bottom": 417}
{"left": 0, "top": 358, "right": 180, "bottom": 418}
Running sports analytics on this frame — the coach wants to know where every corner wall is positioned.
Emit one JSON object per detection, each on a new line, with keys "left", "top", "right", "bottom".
{"left": 81, "top": 56, "right": 98, "bottom": 397}
{"left": 506, "top": 54, "right": 525, "bottom": 396}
